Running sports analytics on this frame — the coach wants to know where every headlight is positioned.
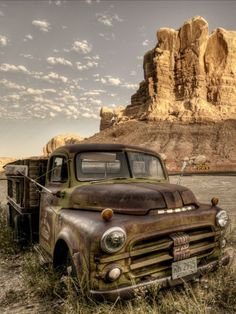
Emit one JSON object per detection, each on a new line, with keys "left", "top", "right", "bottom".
{"left": 101, "top": 227, "right": 127, "bottom": 254}
{"left": 106, "top": 266, "right": 122, "bottom": 282}
{"left": 216, "top": 210, "right": 229, "bottom": 227}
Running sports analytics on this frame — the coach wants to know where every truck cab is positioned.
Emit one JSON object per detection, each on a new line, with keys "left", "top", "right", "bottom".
{"left": 5, "top": 144, "right": 231, "bottom": 300}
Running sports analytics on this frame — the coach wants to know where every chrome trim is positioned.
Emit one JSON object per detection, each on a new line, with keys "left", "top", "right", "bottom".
{"left": 90, "top": 253, "right": 231, "bottom": 301}
{"left": 157, "top": 205, "right": 196, "bottom": 215}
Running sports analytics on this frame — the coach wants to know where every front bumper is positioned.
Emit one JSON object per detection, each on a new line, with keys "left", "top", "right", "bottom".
{"left": 90, "top": 251, "right": 232, "bottom": 302}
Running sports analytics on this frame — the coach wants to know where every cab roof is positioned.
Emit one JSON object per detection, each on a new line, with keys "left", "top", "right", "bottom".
{"left": 53, "top": 143, "right": 161, "bottom": 157}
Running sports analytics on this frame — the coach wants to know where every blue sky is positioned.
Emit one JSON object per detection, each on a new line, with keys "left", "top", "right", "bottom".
{"left": 0, "top": 0, "right": 236, "bottom": 157}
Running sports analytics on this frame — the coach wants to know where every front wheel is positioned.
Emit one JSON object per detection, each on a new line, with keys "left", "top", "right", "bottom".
{"left": 66, "top": 250, "right": 77, "bottom": 278}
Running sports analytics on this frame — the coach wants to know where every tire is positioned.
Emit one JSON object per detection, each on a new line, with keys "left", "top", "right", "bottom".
{"left": 66, "top": 250, "right": 77, "bottom": 278}
{"left": 13, "top": 214, "right": 31, "bottom": 246}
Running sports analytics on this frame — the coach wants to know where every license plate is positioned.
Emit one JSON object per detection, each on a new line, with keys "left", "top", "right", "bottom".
{"left": 172, "top": 257, "right": 197, "bottom": 280}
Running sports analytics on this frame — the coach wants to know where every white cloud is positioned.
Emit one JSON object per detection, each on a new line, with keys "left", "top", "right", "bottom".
{"left": 76, "top": 60, "right": 98, "bottom": 71}
{"left": 96, "top": 13, "right": 123, "bottom": 27}
{"left": 24, "top": 88, "right": 45, "bottom": 96}
{"left": 23, "top": 34, "right": 33, "bottom": 42}
{"left": 50, "top": 104, "right": 63, "bottom": 112}
{"left": 101, "top": 76, "right": 121, "bottom": 86}
{"left": 0, "top": 10, "right": 4, "bottom": 16}
{"left": 122, "top": 83, "right": 138, "bottom": 90}
{"left": 49, "top": 112, "right": 57, "bottom": 118}
{"left": 68, "top": 105, "right": 79, "bottom": 113}
{"left": 84, "top": 55, "right": 100, "bottom": 60}
{"left": 0, "top": 35, "right": 8, "bottom": 46}
{"left": 43, "top": 88, "right": 57, "bottom": 93}
{"left": 107, "top": 77, "right": 121, "bottom": 85}
{"left": 99, "top": 32, "right": 115, "bottom": 41}
{"left": 49, "top": 0, "right": 66, "bottom": 6}
{"left": 47, "top": 56, "right": 72, "bottom": 66}
{"left": 32, "top": 20, "right": 51, "bottom": 32}
{"left": 60, "top": 94, "right": 77, "bottom": 103}
{"left": 0, "top": 63, "right": 30, "bottom": 74}
{"left": 42, "top": 72, "right": 68, "bottom": 83}
{"left": 82, "top": 112, "right": 99, "bottom": 119}
{"left": 85, "top": 0, "right": 101, "bottom": 5}
{"left": 72, "top": 40, "right": 92, "bottom": 54}
{"left": 0, "top": 79, "right": 26, "bottom": 90}
{"left": 21, "top": 53, "right": 34, "bottom": 59}
{"left": 83, "top": 89, "right": 105, "bottom": 96}
{"left": 3, "top": 94, "right": 21, "bottom": 101}
{"left": 142, "top": 39, "right": 150, "bottom": 46}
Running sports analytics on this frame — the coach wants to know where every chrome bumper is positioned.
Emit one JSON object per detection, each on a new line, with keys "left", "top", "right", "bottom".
{"left": 90, "top": 251, "right": 232, "bottom": 302}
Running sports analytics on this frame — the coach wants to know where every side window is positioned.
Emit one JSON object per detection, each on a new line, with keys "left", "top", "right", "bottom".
{"left": 50, "top": 156, "right": 68, "bottom": 182}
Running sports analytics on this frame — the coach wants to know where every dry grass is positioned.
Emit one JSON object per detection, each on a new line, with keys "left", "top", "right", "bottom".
{"left": 21, "top": 251, "right": 236, "bottom": 314}
{"left": 0, "top": 205, "right": 19, "bottom": 256}
{"left": 1, "top": 205, "right": 236, "bottom": 314}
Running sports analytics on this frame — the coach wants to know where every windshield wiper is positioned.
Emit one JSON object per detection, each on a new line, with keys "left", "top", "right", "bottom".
{"left": 90, "top": 177, "right": 129, "bottom": 183}
{"left": 133, "top": 177, "right": 162, "bottom": 181}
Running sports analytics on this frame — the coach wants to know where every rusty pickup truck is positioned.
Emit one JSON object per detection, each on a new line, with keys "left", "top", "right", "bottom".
{"left": 5, "top": 144, "right": 231, "bottom": 300}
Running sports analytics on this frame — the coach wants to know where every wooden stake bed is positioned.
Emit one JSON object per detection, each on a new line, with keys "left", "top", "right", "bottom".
{"left": 5, "top": 158, "right": 48, "bottom": 214}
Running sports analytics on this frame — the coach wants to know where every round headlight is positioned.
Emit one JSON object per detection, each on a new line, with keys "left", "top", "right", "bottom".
{"left": 216, "top": 210, "right": 229, "bottom": 227}
{"left": 101, "top": 227, "right": 127, "bottom": 254}
{"left": 107, "top": 266, "right": 122, "bottom": 282}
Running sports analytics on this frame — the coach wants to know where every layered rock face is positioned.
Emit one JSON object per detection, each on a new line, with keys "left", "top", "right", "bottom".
{"left": 86, "top": 120, "right": 236, "bottom": 171}
{"left": 43, "top": 134, "right": 83, "bottom": 156}
{"left": 100, "top": 17, "right": 236, "bottom": 129}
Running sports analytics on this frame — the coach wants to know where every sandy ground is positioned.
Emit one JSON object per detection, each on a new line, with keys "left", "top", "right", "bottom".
{"left": 0, "top": 177, "right": 59, "bottom": 314}
{"left": 0, "top": 175, "right": 235, "bottom": 313}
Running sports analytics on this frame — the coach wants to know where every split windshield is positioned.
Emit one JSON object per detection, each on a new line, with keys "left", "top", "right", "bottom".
{"left": 76, "top": 151, "right": 165, "bottom": 181}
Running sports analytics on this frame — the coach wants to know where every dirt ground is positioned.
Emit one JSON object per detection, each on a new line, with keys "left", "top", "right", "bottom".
{"left": 0, "top": 177, "right": 55, "bottom": 313}
{"left": 0, "top": 175, "right": 235, "bottom": 313}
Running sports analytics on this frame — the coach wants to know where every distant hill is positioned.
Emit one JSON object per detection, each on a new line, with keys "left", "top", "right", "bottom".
{"left": 0, "top": 157, "right": 16, "bottom": 172}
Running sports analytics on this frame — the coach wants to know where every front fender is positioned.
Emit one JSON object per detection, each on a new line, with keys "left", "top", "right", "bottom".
{"left": 54, "top": 227, "right": 90, "bottom": 285}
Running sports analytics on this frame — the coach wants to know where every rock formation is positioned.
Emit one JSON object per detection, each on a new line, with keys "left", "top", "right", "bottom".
{"left": 43, "top": 134, "right": 84, "bottom": 156}
{"left": 0, "top": 158, "right": 16, "bottom": 174}
{"left": 85, "top": 119, "right": 236, "bottom": 172}
{"left": 100, "top": 16, "right": 236, "bottom": 129}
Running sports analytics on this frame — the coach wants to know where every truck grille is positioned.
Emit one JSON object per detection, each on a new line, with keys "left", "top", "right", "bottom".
{"left": 129, "top": 226, "right": 220, "bottom": 279}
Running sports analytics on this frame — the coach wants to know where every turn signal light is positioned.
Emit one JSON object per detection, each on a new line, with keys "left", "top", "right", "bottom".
{"left": 101, "top": 208, "right": 114, "bottom": 221}
{"left": 211, "top": 197, "right": 219, "bottom": 206}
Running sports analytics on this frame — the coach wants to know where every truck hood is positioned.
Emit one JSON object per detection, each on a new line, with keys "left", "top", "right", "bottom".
{"left": 71, "top": 182, "right": 198, "bottom": 215}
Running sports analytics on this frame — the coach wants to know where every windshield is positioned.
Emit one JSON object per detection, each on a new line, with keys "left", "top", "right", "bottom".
{"left": 127, "top": 152, "right": 165, "bottom": 180}
{"left": 76, "top": 151, "right": 165, "bottom": 181}
{"left": 76, "top": 152, "right": 130, "bottom": 181}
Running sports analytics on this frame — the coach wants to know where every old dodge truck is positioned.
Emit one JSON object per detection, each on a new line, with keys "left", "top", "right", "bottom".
{"left": 5, "top": 144, "right": 231, "bottom": 300}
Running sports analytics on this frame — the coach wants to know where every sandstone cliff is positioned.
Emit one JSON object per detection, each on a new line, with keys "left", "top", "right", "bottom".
{"left": 43, "top": 134, "right": 83, "bottom": 156}
{"left": 100, "top": 17, "right": 236, "bottom": 129}
{"left": 85, "top": 120, "right": 236, "bottom": 171}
